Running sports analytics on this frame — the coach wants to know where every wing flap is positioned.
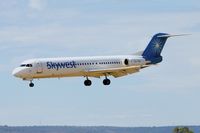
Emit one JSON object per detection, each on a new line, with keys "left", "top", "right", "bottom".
{"left": 82, "top": 66, "right": 141, "bottom": 78}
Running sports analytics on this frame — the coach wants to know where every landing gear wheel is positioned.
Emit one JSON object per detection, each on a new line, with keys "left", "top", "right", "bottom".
{"left": 103, "top": 78, "right": 111, "bottom": 85}
{"left": 29, "top": 82, "right": 34, "bottom": 87}
{"left": 84, "top": 79, "right": 92, "bottom": 86}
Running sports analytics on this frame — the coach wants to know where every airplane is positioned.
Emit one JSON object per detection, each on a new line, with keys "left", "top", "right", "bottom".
{"left": 12, "top": 33, "right": 185, "bottom": 87}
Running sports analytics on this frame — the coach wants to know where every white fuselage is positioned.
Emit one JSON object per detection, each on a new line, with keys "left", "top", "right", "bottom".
{"left": 12, "top": 55, "right": 146, "bottom": 80}
{"left": 12, "top": 33, "right": 176, "bottom": 87}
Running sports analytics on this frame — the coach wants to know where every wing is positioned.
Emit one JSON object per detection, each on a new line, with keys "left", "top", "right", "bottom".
{"left": 81, "top": 66, "right": 143, "bottom": 78}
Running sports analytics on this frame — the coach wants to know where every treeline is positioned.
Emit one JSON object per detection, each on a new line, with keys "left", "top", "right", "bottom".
{"left": 0, "top": 126, "right": 199, "bottom": 133}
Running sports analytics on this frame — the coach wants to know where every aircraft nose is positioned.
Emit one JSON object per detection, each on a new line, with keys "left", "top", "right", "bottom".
{"left": 12, "top": 68, "right": 23, "bottom": 77}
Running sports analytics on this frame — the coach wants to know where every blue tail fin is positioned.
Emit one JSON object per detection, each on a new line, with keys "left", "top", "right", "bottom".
{"left": 142, "top": 33, "right": 170, "bottom": 64}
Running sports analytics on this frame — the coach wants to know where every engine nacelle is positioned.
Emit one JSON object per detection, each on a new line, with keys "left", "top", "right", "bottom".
{"left": 123, "top": 58, "right": 145, "bottom": 66}
{"left": 124, "top": 59, "right": 129, "bottom": 66}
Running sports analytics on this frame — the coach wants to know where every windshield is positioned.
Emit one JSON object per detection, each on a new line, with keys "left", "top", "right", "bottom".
{"left": 20, "top": 64, "right": 33, "bottom": 67}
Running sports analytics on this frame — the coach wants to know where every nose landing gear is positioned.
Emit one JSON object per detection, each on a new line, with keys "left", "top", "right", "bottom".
{"left": 29, "top": 81, "right": 34, "bottom": 87}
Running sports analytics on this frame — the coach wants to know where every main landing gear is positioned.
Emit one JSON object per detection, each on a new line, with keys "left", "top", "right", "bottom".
{"left": 103, "top": 77, "right": 111, "bottom": 85}
{"left": 84, "top": 78, "right": 92, "bottom": 86}
{"left": 84, "top": 76, "right": 111, "bottom": 86}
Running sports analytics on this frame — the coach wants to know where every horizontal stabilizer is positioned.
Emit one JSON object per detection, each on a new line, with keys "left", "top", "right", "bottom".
{"left": 157, "top": 34, "right": 191, "bottom": 38}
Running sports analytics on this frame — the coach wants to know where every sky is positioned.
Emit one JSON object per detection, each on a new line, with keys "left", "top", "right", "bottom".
{"left": 0, "top": 0, "right": 200, "bottom": 127}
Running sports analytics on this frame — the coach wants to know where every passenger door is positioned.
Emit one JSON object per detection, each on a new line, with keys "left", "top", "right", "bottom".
{"left": 36, "top": 62, "right": 43, "bottom": 74}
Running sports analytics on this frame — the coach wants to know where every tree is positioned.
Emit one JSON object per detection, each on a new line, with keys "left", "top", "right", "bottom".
{"left": 173, "top": 127, "right": 194, "bottom": 133}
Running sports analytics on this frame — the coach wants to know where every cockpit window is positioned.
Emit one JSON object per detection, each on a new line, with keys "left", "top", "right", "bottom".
{"left": 20, "top": 64, "right": 26, "bottom": 67}
{"left": 20, "top": 64, "right": 32, "bottom": 67}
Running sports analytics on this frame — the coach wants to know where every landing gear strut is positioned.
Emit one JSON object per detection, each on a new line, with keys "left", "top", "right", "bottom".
{"left": 103, "top": 77, "right": 111, "bottom": 85}
{"left": 29, "top": 81, "right": 34, "bottom": 87}
{"left": 84, "top": 77, "right": 92, "bottom": 86}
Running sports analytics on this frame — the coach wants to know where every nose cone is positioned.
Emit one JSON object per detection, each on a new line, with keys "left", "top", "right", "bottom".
{"left": 12, "top": 67, "right": 23, "bottom": 78}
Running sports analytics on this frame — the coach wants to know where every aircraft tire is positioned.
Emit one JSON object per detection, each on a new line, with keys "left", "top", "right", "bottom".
{"left": 103, "top": 79, "right": 111, "bottom": 85}
{"left": 84, "top": 79, "right": 92, "bottom": 86}
{"left": 29, "top": 82, "right": 34, "bottom": 87}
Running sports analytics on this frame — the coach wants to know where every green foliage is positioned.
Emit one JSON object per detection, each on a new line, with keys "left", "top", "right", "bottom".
{"left": 173, "top": 127, "right": 194, "bottom": 133}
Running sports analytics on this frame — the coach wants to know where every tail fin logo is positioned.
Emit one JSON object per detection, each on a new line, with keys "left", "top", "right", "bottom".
{"left": 152, "top": 39, "right": 163, "bottom": 55}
